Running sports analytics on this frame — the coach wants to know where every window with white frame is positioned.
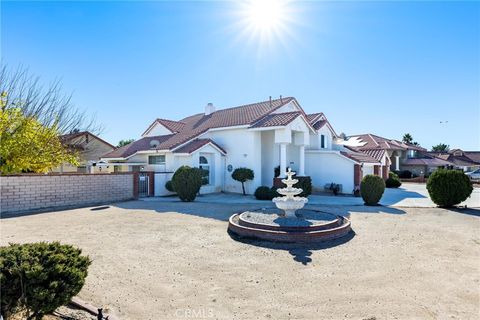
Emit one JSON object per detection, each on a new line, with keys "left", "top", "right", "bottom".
{"left": 320, "top": 135, "right": 326, "bottom": 148}
{"left": 199, "top": 155, "right": 210, "bottom": 185}
{"left": 148, "top": 155, "right": 165, "bottom": 165}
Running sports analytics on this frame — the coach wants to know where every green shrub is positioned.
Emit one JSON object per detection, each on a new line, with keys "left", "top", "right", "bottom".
{"left": 0, "top": 242, "right": 91, "bottom": 320}
{"left": 171, "top": 166, "right": 203, "bottom": 202}
{"left": 426, "top": 169, "right": 473, "bottom": 207}
{"left": 294, "top": 176, "right": 312, "bottom": 197}
{"left": 395, "top": 170, "right": 413, "bottom": 179}
{"left": 254, "top": 186, "right": 274, "bottom": 200}
{"left": 385, "top": 172, "right": 402, "bottom": 188}
{"left": 270, "top": 187, "right": 280, "bottom": 198}
{"left": 232, "top": 167, "right": 254, "bottom": 195}
{"left": 165, "top": 180, "right": 175, "bottom": 192}
{"left": 360, "top": 174, "right": 386, "bottom": 205}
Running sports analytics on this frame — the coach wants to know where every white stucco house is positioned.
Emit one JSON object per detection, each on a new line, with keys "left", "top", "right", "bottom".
{"left": 101, "top": 97, "right": 383, "bottom": 195}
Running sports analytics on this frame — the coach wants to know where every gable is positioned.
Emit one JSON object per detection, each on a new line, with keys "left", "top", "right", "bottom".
{"left": 143, "top": 122, "right": 174, "bottom": 137}
{"left": 271, "top": 101, "right": 299, "bottom": 114}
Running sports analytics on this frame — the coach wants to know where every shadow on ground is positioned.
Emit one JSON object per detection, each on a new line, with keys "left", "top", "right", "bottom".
{"left": 113, "top": 199, "right": 407, "bottom": 223}
{"left": 228, "top": 229, "right": 356, "bottom": 265}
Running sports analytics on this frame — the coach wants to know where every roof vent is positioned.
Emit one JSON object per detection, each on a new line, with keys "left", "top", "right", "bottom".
{"left": 150, "top": 140, "right": 160, "bottom": 148}
{"left": 205, "top": 102, "right": 215, "bottom": 116}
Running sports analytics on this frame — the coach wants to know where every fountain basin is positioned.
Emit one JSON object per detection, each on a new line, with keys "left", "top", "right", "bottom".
{"left": 272, "top": 196, "right": 308, "bottom": 217}
{"left": 276, "top": 187, "right": 303, "bottom": 196}
{"left": 228, "top": 209, "right": 352, "bottom": 243}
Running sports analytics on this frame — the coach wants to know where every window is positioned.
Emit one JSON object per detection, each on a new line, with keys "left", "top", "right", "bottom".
{"left": 148, "top": 155, "right": 165, "bottom": 165}
{"left": 199, "top": 155, "right": 210, "bottom": 185}
{"left": 320, "top": 135, "right": 325, "bottom": 148}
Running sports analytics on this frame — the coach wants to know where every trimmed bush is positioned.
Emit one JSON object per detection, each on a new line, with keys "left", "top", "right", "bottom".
{"left": 360, "top": 174, "right": 386, "bottom": 205}
{"left": 254, "top": 186, "right": 274, "bottom": 200}
{"left": 232, "top": 167, "right": 254, "bottom": 195}
{"left": 427, "top": 169, "right": 473, "bottom": 207}
{"left": 165, "top": 180, "right": 175, "bottom": 192}
{"left": 294, "top": 176, "right": 312, "bottom": 197}
{"left": 395, "top": 170, "right": 413, "bottom": 179}
{"left": 0, "top": 242, "right": 91, "bottom": 319}
{"left": 171, "top": 166, "right": 203, "bottom": 202}
{"left": 385, "top": 172, "right": 402, "bottom": 188}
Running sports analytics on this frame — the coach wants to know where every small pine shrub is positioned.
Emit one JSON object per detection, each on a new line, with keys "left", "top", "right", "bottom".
{"left": 385, "top": 172, "right": 402, "bottom": 188}
{"left": 171, "top": 166, "right": 203, "bottom": 202}
{"left": 0, "top": 242, "right": 91, "bottom": 320}
{"left": 254, "top": 186, "right": 274, "bottom": 200}
{"left": 427, "top": 169, "right": 473, "bottom": 207}
{"left": 294, "top": 176, "right": 312, "bottom": 197}
{"left": 232, "top": 168, "right": 254, "bottom": 195}
{"left": 360, "top": 174, "right": 386, "bottom": 205}
{"left": 165, "top": 180, "right": 175, "bottom": 192}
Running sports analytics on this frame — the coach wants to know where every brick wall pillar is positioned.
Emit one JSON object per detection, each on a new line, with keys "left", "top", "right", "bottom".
{"left": 382, "top": 166, "right": 389, "bottom": 180}
{"left": 133, "top": 172, "right": 139, "bottom": 199}
{"left": 354, "top": 164, "right": 363, "bottom": 186}
{"left": 373, "top": 165, "right": 380, "bottom": 176}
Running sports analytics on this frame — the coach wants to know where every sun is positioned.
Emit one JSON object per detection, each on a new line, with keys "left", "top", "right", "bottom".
{"left": 245, "top": 0, "right": 287, "bottom": 33}
{"left": 228, "top": 0, "right": 299, "bottom": 58}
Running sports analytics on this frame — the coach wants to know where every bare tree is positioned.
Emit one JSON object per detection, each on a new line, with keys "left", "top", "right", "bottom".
{"left": 0, "top": 64, "right": 101, "bottom": 135}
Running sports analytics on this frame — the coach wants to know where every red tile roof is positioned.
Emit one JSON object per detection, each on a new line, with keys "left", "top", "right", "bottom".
{"left": 360, "top": 148, "right": 387, "bottom": 162}
{"left": 349, "top": 134, "right": 426, "bottom": 152}
{"left": 341, "top": 146, "right": 381, "bottom": 164}
{"left": 250, "top": 111, "right": 301, "bottom": 128}
{"left": 60, "top": 131, "right": 115, "bottom": 149}
{"left": 426, "top": 151, "right": 480, "bottom": 166}
{"left": 173, "top": 139, "right": 227, "bottom": 155}
{"left": 102, "top": 134, "right": 175, "bottom": 158}
{"left": 103, "top": 97, "right": 296, "bottom": 158}
{"left": 402, "top": 157, "right": 453, "bottom": 166}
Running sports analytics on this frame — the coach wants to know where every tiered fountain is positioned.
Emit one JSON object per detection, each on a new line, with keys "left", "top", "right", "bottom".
{"left": 228, "top": 169, "right": 352, "bottom": 243}
{"left": 272, "top": 168, "right": 308, "bottom": 217}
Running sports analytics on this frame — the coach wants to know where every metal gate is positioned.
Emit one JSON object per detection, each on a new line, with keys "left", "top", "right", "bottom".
{"left": 138, "top": 172, "right": 150, "bottom": 197}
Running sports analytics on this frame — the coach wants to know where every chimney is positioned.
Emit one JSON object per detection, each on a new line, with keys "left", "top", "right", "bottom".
{"left": 280, "top": 95, "right": 283, "bottom": 103}
{"left": 205, "top": 102, "right": 215, "bottom": 115}
{"left": 269, "top": 96, "right": 272, "bottom": 107}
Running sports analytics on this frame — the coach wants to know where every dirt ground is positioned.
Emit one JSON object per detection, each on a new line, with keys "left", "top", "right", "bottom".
{"left": 1, "top": 201, "right": 479, "bottom": 320}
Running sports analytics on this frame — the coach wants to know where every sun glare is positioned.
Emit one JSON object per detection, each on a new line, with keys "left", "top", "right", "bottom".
{"left": 246, "top": 0, "right": 286, "bottom": 33}
{"left": 229, "top": 0, "right": 300, "bottom": 59}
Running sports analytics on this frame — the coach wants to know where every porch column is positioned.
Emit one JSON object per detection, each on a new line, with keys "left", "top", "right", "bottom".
{"left": 299, "top": 145, "right": 305, "bottom": 176}
{"left": 395, "top": 155, "right": 400, "bottom": 171}
{"left": 280, "top": 143, "right": 287, "bottom": 177}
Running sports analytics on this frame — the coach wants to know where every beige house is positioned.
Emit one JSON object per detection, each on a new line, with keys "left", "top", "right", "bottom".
{"left": 51, "top": 131, "right": 115, "bottom": 173}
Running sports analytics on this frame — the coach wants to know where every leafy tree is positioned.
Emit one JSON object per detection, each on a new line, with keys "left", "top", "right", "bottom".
{"left": 338, "top": 132, "right": 348, "bottom": 140}
{"left": 402, "top": 133, "right": 419, "bottom": 146}
{"left": 427, "top": 169, "right": 472, "bottom": 207}
{"left": 117, "top": 139, "right": 135, "bottom": 148}
{"left": 402, "top": 133, "right": 413, "bottom": 144}
{"left": 232, "top": 167, "right": 254, "bottom": 195}
{"left": 431, "top": 143, "right": 449, "bottom": 152}
{"left": 0, "top": 65, "right": 98, "bottom": 173}
{"left": 0, "top": 107, "right": 78, "bottom": 173}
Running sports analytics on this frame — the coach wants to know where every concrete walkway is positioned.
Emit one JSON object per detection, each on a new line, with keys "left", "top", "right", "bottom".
{"left": 142, "top": 183, "right": 480, "bottom": 208}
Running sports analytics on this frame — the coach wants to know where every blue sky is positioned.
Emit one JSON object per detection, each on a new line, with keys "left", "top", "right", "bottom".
{"left": 2, "top": 0, "right": 479, "bottom": 150}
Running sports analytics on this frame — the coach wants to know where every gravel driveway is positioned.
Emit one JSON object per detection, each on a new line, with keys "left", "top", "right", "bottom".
{"left": 1, "top": 201, "right": 479, "bottom": 319}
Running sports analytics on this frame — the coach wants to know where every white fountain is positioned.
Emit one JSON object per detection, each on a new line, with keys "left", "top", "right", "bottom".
{"left": 272, "top": 168, "right": 308, "bottom": 218}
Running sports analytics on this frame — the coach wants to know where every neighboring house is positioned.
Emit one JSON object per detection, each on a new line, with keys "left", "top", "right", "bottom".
{"left": 101, "top": 97, "right": 382, "bottom": 195}
{"left": 343, "top": 134, "right": 453, "bottom": 176}
{"left": 427, "top": 149, "right": 480, "bottom": 172}
{"left": 51, "top": 131, "right": 115, "bottom": 173}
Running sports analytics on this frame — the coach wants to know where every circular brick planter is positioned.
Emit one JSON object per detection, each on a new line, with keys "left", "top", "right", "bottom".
{"left": 228, "top": 209, "right": 352, "bottom": 243}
